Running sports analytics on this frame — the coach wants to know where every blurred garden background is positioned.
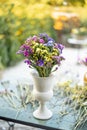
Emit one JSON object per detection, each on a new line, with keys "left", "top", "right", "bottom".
{"left": 0, "top": 0, "right": 87, "bottom": 71}
{"left": 0, "top": 1, "right": 87, "bottom": 129}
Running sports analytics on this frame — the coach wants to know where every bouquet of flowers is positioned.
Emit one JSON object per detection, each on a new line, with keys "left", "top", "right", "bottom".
{"left": 17, "top": 33, "right": 65, "bottom": 77}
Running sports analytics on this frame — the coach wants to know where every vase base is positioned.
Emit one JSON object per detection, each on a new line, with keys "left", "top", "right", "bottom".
{"left": 33, "top": 109, "right": 52, "bottom": 120}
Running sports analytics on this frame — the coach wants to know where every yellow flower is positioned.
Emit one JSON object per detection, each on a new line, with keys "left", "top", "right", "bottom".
{"left": 53, "top": 21, "right": 63, "bottom": 30}
{"left": 36, "top": 48, "right": 41, "bottom": 53}
{"left": 71, "top": 28, "right": 78, "bottom": 34}
{"left": 52, "top": 48, "right": 59, "bottom": 56}
{"left": 15, "top": 29, "right": 23, "bottom": 36}
{"left": 33, "top": 54, "right": 38, "bottom": 61}
{"left": 58, "top": 15, "right": 68, "bottom": 22}
{"left": 44, "top": 56, "right": 52, "bottom": 64}
{"left": 0, "top": 34, "right": 5, "bottom": 39}
{"left": 41, "top": 50, "right": 48, "bottom": 55}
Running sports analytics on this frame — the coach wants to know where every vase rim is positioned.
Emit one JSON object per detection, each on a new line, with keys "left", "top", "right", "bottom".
{"left": 33, "top": 74, "right": 54, "bottom": 79}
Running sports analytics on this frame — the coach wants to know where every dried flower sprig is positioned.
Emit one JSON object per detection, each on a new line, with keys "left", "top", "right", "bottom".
{"left": 56, "top": 80, "right": 87, "bottom": 130}
{"left": 0, "top": 81, "right": 35, "bottom": 109}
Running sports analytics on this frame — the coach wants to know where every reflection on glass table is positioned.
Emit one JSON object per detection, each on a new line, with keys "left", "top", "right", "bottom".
{"left": 0, "top": 81, "right": 87, "bottom": 130}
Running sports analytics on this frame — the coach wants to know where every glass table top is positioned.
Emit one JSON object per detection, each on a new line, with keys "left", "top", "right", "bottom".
{"left": 0, "top": 82, "right": 87, "bottom": 130}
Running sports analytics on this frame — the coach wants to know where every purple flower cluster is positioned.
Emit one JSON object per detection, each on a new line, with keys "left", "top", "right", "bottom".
{"left": 53, "top": 55, "right": 65, "bottom": 66}
{"left": 16, "top": 44, "right": 33, "bottom": 63}
{"left": 38, "top": 33, "right": 55, "bottom": 46}
{"left": 54, "top": 43, "right": 64, "bottom": 53}
{"left": 36, "top": 59, "right": 44, "bottom": 67}
{"left": 82, "top": 57, "right": 87, "bottom": 66}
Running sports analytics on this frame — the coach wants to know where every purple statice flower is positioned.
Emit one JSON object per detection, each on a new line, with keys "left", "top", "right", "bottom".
{"left": 53, "top": 56, "right": 65, "bottom": 65}
{"left": 26, "top": 37, "right": 32, "bottom": 43}
{"left": 46, "top": 41, "right": 54, "bottom": 46}
{"left": 36, "top": 59, "right": 44, "bottom": 66}
{"left": 53, "top": 56, "right": 61, "bottom": 65}
{"left": 48, "top": 37, "right": 55, "bottom": 43}
{"left": 16, "top": 50, "right": 24, "bottom": 54}
{"left": 39, "top": 33, "right": 48, "bottom": 38}
{"left": 32, "top": 36, "right": 38, "bottom": 42}
{"left": 24, "top": 59, "right": 31, "bottom": 65}
{"left": 58, "top": 44, "right": 64, "bottom": 53}
{"left": 29, "top": 47, "right": 33, "bottom": 54}
{"left": 82, "top": 57, "right": 87, "bottom": 66}
{"left": 39, "top": 38, "right": 45, "bottom": 44}
{"left": 23, "top": 50, "right": 29, "bottom": 57}
{"left": 17, "top": 44, "right": 33, "bottom": 57}
{"left": 39, "top": 33, "right": 49, "bottom": 42}
{"left": 55, "top": 43, "right": 64, "bottom": 53}
{"left": 20, "top": 44, "right": 29, "bottom": 50}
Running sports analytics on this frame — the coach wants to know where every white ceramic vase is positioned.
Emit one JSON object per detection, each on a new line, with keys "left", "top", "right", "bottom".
{"left": 32, "top": 72, "right": 55, "bottom": 120}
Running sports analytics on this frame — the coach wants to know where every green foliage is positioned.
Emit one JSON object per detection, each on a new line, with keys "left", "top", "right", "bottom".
{"left": 19, "top": 17, "right": 57, "bottom": 40}
{"left": 44, "top": 0, "right": 86, "bottom": 6}
{"left": 0, "top": 3, "right": 57, "bottom": 68}
{"left": 66, "top": 0, "right": 86, "bottom": 6}
{"left": 1, "top": 0, "right": 86, "bottom": 6}
{"left": 47, "top": 0, "right": 63, "bottom": 6}
{"left": 0, "top": 4, "right": 23, "bottom": 67}
{"left": 21, "top": 0, "right": 86, "bottom": 6}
